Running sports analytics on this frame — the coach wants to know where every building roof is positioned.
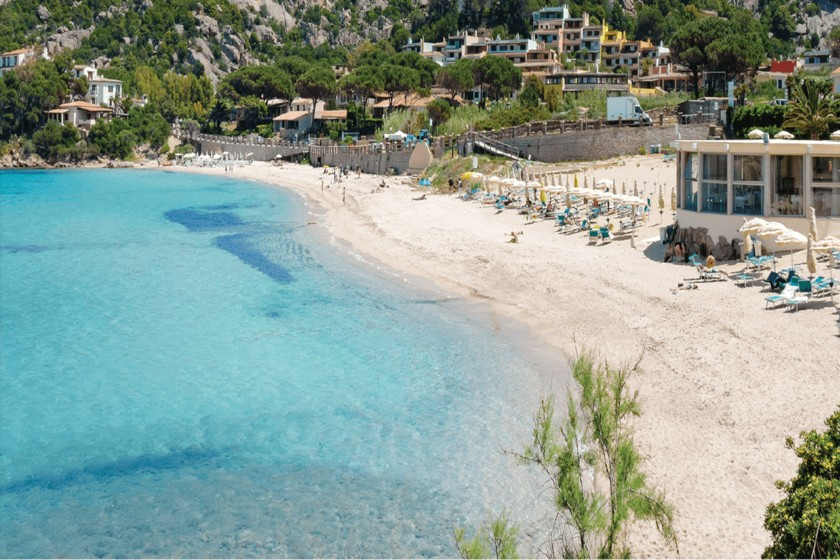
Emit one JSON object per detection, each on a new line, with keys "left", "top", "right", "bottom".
{"left": 46, "top": 108, "right": 70, "bottom": 114}
{"left": 2, "top": 47, "right": 34, "bottom": 56}
{"left": 316, "top": 110, "right": 347, "bottom": 120}
{"left": 56, "top": 101, "right": 113, "bottom": 112}
{"left": 273, "top": 111, "right": 309, "bottom": 122}
{"left": 769, "top": 60, "right": 797, "bottom": 74}
{"left": 88, "top": 77, "right": 123, "bottom": 84}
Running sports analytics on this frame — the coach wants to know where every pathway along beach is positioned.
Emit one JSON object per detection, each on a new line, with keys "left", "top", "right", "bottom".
{"left": 172, "top": 156, "right": 838, "bottom": 557}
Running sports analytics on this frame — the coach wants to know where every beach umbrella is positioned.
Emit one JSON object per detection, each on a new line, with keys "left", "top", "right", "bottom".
{"left": 595, "top": 178, "right": 614, "bottom": 189}
{"left": 584, "top": 176, "right": 589, "bottom": 188}
{"left": 774, "top": 130, "right": 794, "bottom": 139}
{"left": 756, "top": 222, "right": 789, "bottom": 269}
{"left": 811, "top": 237, "right": 840, "bottom": 305}
{"left": 739, "top": 217, "right": 769, "bottom": 235}
{"left": 747, "top": 129, "right": 764, "bottom": 139}
{"left": 658, "top": 186, "right": 665, "bottom": 223}
{"left": 775, "top": 229, "right": 808, "bottom": 269}
{"left": 742, "top": 231, "right": 753, "bottom": 261}
{"left": 807, "top": 235, "right": 818, "bottom": 276}
{"left": 574, "top": 175, "right": 579, "bottom": 189}
{"left": 831, "top": 130, "right": 840, "bottom": 141}
{"left": 671, "top": 187, "right": 677, "bottom": 214}
{"left": 565, "top": 192, "right": 572, "bottom": 210}
{"left": 633, "top": 180, "right": 639, "bottom": 198}
{"left": 621, "top": 181, "right": 627, "bottom": 195}
{"left": 809, "top": 207, "right": 819, "bottom": 242}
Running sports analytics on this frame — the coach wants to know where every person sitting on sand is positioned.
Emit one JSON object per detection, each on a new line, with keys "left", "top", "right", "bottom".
{"left": 705, "top": 255, "right": 716, "bottom": 269}
{"left": 674, "top": 241, "right": 686, "bottom": 263}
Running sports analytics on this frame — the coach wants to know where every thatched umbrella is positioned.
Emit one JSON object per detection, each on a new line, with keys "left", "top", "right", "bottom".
{"left": 756, "top": 222, "right": 789, "bottom": 269}
{"left": 774, "top": 130, "right": 795, "bottom": 139}
{"left": 658, "top": 185, "right": 665, "bottom": 223}
{"left": 739, "top": 217, "right": 769, "bottom": 235}
{"left": 574, "top": 175, "right": 579, "bottom": 189}
{"left": 622, "top": 181, "right": 627, "bottom": 195}
{"left": 671, "top": 187, "right": 677, "bottom": 215}
{"left": 633, "top": 180, "right": 639, "bottom": 198}
{"left": 747, "top": 129, "right": 764, "bottom": 139}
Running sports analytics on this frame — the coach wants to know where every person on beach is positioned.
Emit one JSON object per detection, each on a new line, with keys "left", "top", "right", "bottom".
{"left": 674, "top": 241, "right": 686, "bottom": 263}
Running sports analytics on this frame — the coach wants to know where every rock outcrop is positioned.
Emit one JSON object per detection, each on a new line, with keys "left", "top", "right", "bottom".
{"left": 45, "top": 28, "right": 93, "bottom": 57}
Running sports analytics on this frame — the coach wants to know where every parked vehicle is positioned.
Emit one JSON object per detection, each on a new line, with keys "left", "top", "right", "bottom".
{"left": 606, "top": 95, "right": 652, "bottom": 125}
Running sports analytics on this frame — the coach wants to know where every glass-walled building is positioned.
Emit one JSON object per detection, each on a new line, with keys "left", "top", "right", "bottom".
{"left": 676, "top": 139, "right": 840, "bottom": 241}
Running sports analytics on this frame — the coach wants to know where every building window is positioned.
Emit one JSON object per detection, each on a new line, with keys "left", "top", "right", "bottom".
{"left": 683, "top": 153, "right": 698, "bottom": 211}
{"left": 813, "top": 157, "right": 839, "bottom": 183}
{"left": 701, "top": 154, "right": 727, "bottom": 213}
{"left": 812, "top": 156, "right": 840, "bottom": 216}
{"left": 733, "top": 155, "right": 763, "bottom": 215}
{"left": 771, "top": 155, "right": 803, "bottom": 216}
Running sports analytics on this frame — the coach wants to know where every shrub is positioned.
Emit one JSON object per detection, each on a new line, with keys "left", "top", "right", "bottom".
{"left": 31, "top": 122, "right": 81, "bottom": 161}
{"left": 763, "top": 406, "right": 840, "bottom": 558}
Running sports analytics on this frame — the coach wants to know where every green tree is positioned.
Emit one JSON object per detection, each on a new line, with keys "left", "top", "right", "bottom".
{"left": 828, "top": 27, "right": 840, "bottom": 60}
{"left": 668, "top": 17, "right": 722, "bottom": 99}
{"left": 783, "top": 79, "right": 838, "bottom": 140}
{"left": 31, "top": 121, "right": 80, "bottom": 160}
{"left": 426, "top": 99, "right": 453, "bottom": 128}
{"left": 516, "top": 352, "right": 678, "bottom": 558}
{"left": 295, "top": 64, "right": 337, "bottom": 121}
{"left": 219, "top": 65, "right": 295, "bottom": 103}
{"left": 437, "top": 59, "right": 475, "bottom": 100}
{"left": 381, "top": 63, "right": 419, "bottom": 113}
{"left": 473, "top": 56, "right": 521, "bottom": 104}
{"left": 763, "top": 406, "right": 840, "bottom": 558}
{"left": 338, "top": 66, "right": 383, "bottom": 122}
{"left": 455, "top": 511, "right": 519, "bottom": 559}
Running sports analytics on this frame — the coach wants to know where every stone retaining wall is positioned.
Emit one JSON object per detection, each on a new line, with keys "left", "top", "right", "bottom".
{"left": 504, "top": 123, "right": 711, "bottom": 162}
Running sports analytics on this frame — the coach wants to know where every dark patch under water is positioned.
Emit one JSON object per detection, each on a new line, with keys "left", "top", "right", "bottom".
{"left": 214, "top": 234, "right": 293, "bottom": 283}
{"left": 164, "top": 208, "right": 244, "bottom": 231}
{"left": 1, "top": 245, "right": 48, "bottom": 253}
{"left": 0, "top": 447, "right": 223, "bottom": 495}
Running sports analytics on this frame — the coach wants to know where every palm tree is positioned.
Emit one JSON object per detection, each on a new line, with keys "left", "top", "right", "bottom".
{"left": 782, "top": 79, "right": 838, "bottom": 140}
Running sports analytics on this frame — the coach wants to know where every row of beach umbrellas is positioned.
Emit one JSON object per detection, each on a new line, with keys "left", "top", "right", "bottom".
{"left": 739, "top": 214, "right": 840, "bottom": 303}
{"left": 748, "top": 129, "right": 840, "bottom": 140}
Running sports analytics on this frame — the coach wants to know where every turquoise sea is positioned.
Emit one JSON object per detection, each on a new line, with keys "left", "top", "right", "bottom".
{"left": 0, "top": 169, "right": 557, "bottom": 558}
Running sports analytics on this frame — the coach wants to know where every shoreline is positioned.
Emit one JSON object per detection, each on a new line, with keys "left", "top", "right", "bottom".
{"left": 10, "top": 159, "right": 836, "bottom": 556}
{"left": 168, "top": 159, "right": 839, "bottom": 557}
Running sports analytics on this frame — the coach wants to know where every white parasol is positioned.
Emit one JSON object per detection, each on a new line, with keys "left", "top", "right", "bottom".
{"left": 774, "top": 130, "right": 794, "bottom": 139}
{"left": 742, "top": 231, "right": 753, "bottom": 261}
{"left": 809, "top": 207, "right": 818, "bottom": 242}
{"left": 775, "top": 229, "right": 808, "bottom": 269}
{"left": 830, "top": 130, "right": 840, "bottom": 140}
{"left": 810, "top": 237, "right": 840, "bottom": 306}
{"left": 756, "top": 222, "right": 789, "bottom": 269}
{"left": 806, "top": 235, "right": 817, "bottom": 276}
{"left": 739, "top": 217, "right": 769, "bottom": 235}
{"left": 747, "top": 129, "right": 765, "bottom": 139}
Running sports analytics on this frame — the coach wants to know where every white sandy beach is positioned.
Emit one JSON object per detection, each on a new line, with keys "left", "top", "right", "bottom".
{"left": 170, "top": 157, "right": 839, "bottom": 558}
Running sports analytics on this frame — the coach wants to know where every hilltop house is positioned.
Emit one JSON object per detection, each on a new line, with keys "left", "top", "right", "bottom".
{"left": 0, "top": 47, "right": 40, "bottom": 76}
{"left": 87, "top": 77, "right": 123, "bottom": 108}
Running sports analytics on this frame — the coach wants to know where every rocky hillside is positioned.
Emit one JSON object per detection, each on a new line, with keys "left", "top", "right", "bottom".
{"left": 0, "top": 0, "right": 836, "bottom": 86}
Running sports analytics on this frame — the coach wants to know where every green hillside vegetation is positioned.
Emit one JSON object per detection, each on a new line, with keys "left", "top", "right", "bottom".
{"left": 1, "top": 0, "right": 839, "bottom": 161}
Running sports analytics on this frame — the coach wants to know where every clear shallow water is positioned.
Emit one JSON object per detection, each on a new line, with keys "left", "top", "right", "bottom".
{"left": 0, "top": 169, "right": 556, "bottom": 558}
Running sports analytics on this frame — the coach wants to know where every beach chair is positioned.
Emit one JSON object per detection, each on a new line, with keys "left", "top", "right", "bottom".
{"left": 588, "top": 229, "right": 600, "bottom": 244}
{"left": 811, "top": 277, "right": 834, "bottom": 296}
{"left": 599, "top": 226, "right": 611, "bottom": 243}
{"left": 786, "top": 279, "right": 811, "bottom": 311}
{"left": 688, "top": 253, "right": 704, "bottom": 267}
{"left": 734, "top": 273, "right": 759, "bottom": 287}
{"left": 762, "top": 271, "right": 780, "bottom": 291}
{"left": 695, "top": 261, "right": 725, "bottom": 281}
{"left": 765, "top": 284, "right": 796, "bottom": 309}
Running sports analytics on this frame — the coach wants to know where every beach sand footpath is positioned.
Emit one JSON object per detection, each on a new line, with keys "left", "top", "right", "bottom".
{"left": 172, "top": 158, "right": 839, "bottom": 558}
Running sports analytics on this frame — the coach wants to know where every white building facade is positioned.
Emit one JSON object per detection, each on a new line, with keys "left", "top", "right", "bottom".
{"left": 676, "top": 139, "right": 840, "bottom": 240}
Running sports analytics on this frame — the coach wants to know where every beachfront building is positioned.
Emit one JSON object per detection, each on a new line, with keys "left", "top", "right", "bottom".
{"left": 45, "top": 101, "right": 112, "bottom": 130}
{"left": 0, "top": 47, "right": 40, "bottom": 76}
{"left": 755, "top": 60, "right": 798, "bottom": 93}
{"left": 543, "top": 70, "right": 629, "bottom": 96}
{"left": 675, "top": 139, "right": 840, "bottom": 240}
{"left": 801, "top": 50, "right": 832, "bottom": 71}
